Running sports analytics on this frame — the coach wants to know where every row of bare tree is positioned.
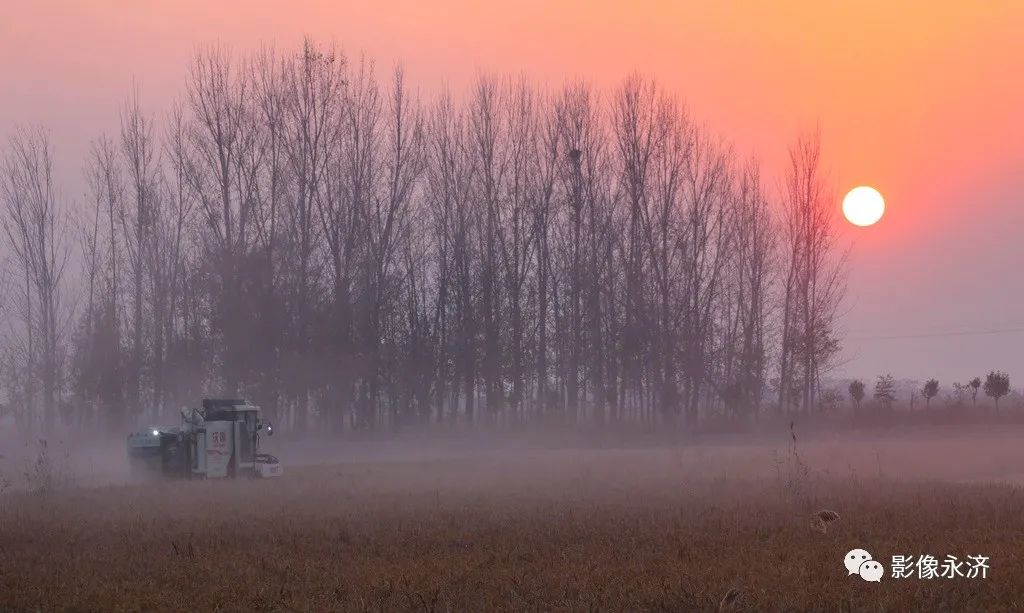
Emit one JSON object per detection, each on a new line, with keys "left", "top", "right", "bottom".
{"left": 0, "top": 40, "right": 846, "bottom": 434}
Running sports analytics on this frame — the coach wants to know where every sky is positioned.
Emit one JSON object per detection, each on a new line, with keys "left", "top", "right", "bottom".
{"left": 1, "top": 0, "right": 1022, "bottom": 385}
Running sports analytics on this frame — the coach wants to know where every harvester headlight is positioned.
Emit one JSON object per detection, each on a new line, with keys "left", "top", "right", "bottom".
{"left": 151, "top": 429, "right": 160, "bottom": 436}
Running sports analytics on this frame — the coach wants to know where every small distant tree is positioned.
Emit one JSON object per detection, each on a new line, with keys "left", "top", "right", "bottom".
{"left": 848, "top": 379, "right": 865, "bottom": 412}
{"left": 921, "top": 379, "right": 939, "bottom": 408}
{"left": 951, "top": 382, "right": 967, "bottom": 406}
{"left": 874, "top": 374, "right": 896, "bottom": 410}
{"left": 984, "top": 371, "right": 1010, "bottom": 412}
{"left": 969, "top": 377, "right": 982, "bottom": 406}
{"left": 819, "top": 387, "right": 844, "bottom": 412}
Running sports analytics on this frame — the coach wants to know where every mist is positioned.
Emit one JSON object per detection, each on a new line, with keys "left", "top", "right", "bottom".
{"left": 2, "top": 7, "right": 1024, "bottom": 611}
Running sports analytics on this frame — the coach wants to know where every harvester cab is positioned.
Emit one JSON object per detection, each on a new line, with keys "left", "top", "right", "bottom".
{"left": 127, "top": 398, "right": 281, "bottom": 479}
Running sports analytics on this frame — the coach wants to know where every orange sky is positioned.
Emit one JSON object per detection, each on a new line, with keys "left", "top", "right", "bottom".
{"left": 2, "top": 0, "right": 1023, "bottom": 382}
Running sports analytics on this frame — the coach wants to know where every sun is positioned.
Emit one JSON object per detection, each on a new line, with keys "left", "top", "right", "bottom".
{"left": 842, "top": 186, "right": 885, "bottom": 227}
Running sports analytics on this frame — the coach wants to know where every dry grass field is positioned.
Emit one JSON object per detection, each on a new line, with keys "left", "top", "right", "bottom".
{"left": 3, "top": 426, "right": 1024, "bottom": 611}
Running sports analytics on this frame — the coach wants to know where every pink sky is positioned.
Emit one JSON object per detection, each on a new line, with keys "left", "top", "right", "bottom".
{"left": 2, "top": 0, "right": 1023, "bottom": 384}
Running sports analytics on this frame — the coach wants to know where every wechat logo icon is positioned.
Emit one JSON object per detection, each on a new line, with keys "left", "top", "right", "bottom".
{"left": 845, "top": 548, "right": 884, "bottom": 582}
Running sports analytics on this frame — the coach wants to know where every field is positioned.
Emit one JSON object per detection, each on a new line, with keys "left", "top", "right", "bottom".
{"left": 2, "top": 426, "right": 1024, "bottom": 611}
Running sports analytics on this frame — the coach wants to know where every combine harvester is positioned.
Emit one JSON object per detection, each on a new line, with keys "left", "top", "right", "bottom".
{"left": 127, "top": 398, "right": 281, "bottom": 479}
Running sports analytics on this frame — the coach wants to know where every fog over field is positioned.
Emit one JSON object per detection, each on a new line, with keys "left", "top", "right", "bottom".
{"left": 5, "top": 421, "right": 1024, "bottom": 491}
{"left": 4, "top": 424, "right": 1024, "bottom": 610}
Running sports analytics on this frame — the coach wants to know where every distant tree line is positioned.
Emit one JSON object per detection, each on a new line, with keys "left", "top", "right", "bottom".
{"left": 846, "top": 371, "right": 1012, "bottom": 413}
{"left": 0, "top": 40, "right": 849, "bottom": 435}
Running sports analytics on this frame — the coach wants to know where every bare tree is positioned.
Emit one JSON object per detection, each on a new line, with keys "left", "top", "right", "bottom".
{"left": 157, "top": 104, "right": 199, "bottom": 414}
{"left": 950, "top": 381, "right": 967, "bottom": 407}
{"left": 779, "top": 130, "right": 846, "bottom": 415}
{"left": 496, "top": 79, "right": 541, "bottom": 422}
{"left": 611, "top": 75, "right": 659, "bottom": 424}
{"left": 425, "top": 89, "right": 476, "bottom": 424}
{"left": 1, "top": 127, "right": 71, "bottom": 432}
{"left": 643, "top": 91, "right": 686, "bottom": 423}
{"left": 468, "top": 76, "right": 507, "bottom": 421}
{"left": 559, "top": 81, "right": 613, "bottom": 424}
{"left": 873, "top": 373, "right": 896, "bottom": 410}
{"left": 318, "top": 54, "right": 374, "bottom": 431}
{"left": 531, "top": 93, "right": 560, "bottom": 421}
{"left": 361, "top": 65, "right": 424, "bottom": 428}
{"left": 279, "top": 39, "right": 345, "bottom": 433}
{"left": 678, "top": 126, "right": 732, "bottom": 424}
{"left": 721, "top": 159, "right": 775, "bottom": 420}
{"left": 186, "top": 45, "right": 253, "bottom": 394}
{"left": 78, "top": 136, "right": 126, "bottom": 426}
{"left": 120, "top": 85, "right": 160, "bottom": 419}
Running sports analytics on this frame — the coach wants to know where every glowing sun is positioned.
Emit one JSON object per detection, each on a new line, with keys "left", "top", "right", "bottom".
{"left": 842, "top": 186, "right": 885, "bottom": 227}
